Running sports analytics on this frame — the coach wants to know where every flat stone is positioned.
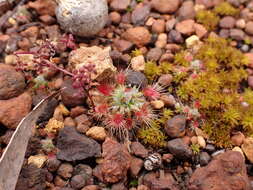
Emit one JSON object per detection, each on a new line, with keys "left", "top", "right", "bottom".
{"left": 56, "top": 126, "right": 101, "bottom": 161}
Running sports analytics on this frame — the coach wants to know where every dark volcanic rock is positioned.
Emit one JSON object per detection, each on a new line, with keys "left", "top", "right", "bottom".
{"left": 60, "top": 79, "right": 87, "bottom": 108}
{"left": 36, "top": 98, "right": 58, "bottom": 124}
{"left": 56, "top": 126, "right": 101, "bottom": 161}
{"left": 167, "top": 138, "right": 193, "bottom": 159}
{"left": 15, "top": 164, "right": 46, "bottom": 190}
{"left": 131, "top": 3, "right": 151, "bottom": 25}
{"left": 188, "top": 151, "right": 251, "bottom": 190}
{"left": 126, "top": 70, "right": 148, "bottom": 89}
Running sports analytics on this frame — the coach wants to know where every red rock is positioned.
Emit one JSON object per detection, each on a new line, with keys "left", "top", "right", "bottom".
{"left": 81, "top": 185, "right": 100, "bottom": 190}
{"left": 176, "top": 19, "right": 195, "bottom": 35}
{"left": 219, "top": 16, "right": 236, "bottom": 29}
{"left": 194, "top": 23, "right": 208, "bottom": 39}
{"left": 165, "top": 115, "right": 186, "bottom": 138}
{"left": 178, "top": 1, "right": 195, "bottom": 20}
{"left": 188, "top": 151, "right": 251, "bottom": 190}
{"left": 195, "top": 0, "right": 214, "bottom": 8}
{"left": 158, "top": 74, "right": 173, "bottom": 86}
{"left": 39, "top": 14, "right": 56, "bottom": 25}
{"left": 20, "top": 26, "right": 39, "bottom": 42}
{"left": 0, "top": 34, "right": 10, "bottom": 42}
{"left": 61, "top": 79, "right": 87, "bottom": 108}
{"left": 143, "top": 171, "right": 179, "bottom": 190}
{"left": 110, "top": 0, "right": 130, "bottom": 11}
{"left": 57, "top": 163, "right": 73, "bottom": 179}
{"left": 28, "top": 0, "right": 56, "bottom": 16}
{"left": 131, "top": 141, "right": 149, "bottom": 158}
{"left": 146, "top": 47, "right": 163, "bottom": 61}
{"left": 0, "top": 0, "right": 11, "bottom": 16}
{"left": 93, "top": 138, "right": 132, "bottom": 183}
{"left": 151, "top": 0, "right": 180, "bottom": 14}
{"left": 231, "top": 132, "right": 245, "bottom": 146}
{"left": 109, "top": 11, "right": 121, "bottom": 24}
{"left": 152, "top": 19, "right": 166, "bottom": 34}
{"left": 229, "top": 29, "right": 245, "bottom": 41}
{"left": 0, "top": 64, "right": 26, "bottom": 100}
{"left": 70, "top": 106, "right": 86, "bottom": 118}
{"left": 131, "top": 3, "right": 151, "bottom": 25}
{"left": 0, "top": 92, "right": 32, "bottom": 129}
{"left": 111, "top": 182, "right": 128, "bottom": 190}
{"left": 248, "top": 76, "right": 253, "bottom": 88}
{"left": 130, "top": 157, "right": 143, "bottom": 177}
{"left": 122, "top": 27, "right": 151, "bottom": 47}
{"left": 17, "top": 37, "right": 31, "bottom": 50}
{"left": 75, "top": 114, "right": 91, "bottom": 133}
{"left": 245, "top": 53, "right": 253, "bottom": 68}
{"left": 245, "top": 21, "right": 253, "bottom": 35}
{"left": 114, "top": 39, "right": 134, "bottom": 52}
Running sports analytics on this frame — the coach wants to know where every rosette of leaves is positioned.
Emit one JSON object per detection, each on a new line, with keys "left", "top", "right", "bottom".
{"left": 94, "top": 71, "right": 164, "bottom": 141}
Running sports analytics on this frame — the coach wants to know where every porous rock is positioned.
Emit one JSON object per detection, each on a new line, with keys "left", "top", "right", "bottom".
{"left": 188, "top": 151, "right": 251, "bottom": 190}
{"left": 93, "top": 138, "right": 132, "bottom": 183}
{"left": 56, "top": 0, "right": 108, "bottom": 37}
{"left": 69, "top": 46, "right": 116, "bottom": 81}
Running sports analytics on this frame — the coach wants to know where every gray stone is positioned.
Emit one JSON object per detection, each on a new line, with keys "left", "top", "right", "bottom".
{"left": 167, "top": 138, "right": 193, "bottom": 159}
{"left": 56, "top": 0, "right": 108, "bottom": 37}
{"left": 126, "top": 70, "right": 148, "bottom": 89}
{"left": 199, "top": 152, "right": 211, "bottom": 166}
{"left": 57, "top": 126, "right": 101, "bottom": 161}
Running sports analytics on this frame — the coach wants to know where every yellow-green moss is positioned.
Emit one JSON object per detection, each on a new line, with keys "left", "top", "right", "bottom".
{"left": 131, "top": 48, "right": 143, "bottom": 57}
{"left": 214, "top": 2, "right": 239, "bottom": 16}
{"left": 144, "top": 61, "right": 162, "bottom": 80}
{"left": 137, "top": 122, "right": 167, "bottom": 148}
{"left": 196, "top": 10, "right": 220, "bottom": 30}
{"left": 177, "top": 37, "right": 251, "bottom": 147}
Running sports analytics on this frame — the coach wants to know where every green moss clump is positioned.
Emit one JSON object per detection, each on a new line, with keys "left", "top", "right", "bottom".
{"left": 131, "top": 48, "right": 143, "bottom": 57}
{"left": 196, "top": 10, "right": 220, "bottom": 31}
{"left": 137, "top": 121, "right": 167, "bottom": 148}
{"left": 144, "top": 61, "right": 162, "bottom": 80}
{"left": 177, "top": 37, "right": 251, "bottom": 147}
{"left": 214, "top": 2, "right": 239, "bottom": 16}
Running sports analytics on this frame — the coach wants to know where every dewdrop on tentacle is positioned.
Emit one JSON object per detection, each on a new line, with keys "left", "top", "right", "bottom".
{"left": 55, "top": 0, "right": 108, "bottom": 37}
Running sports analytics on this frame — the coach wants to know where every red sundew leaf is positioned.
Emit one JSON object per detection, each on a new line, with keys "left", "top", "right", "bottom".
{"left": 183, "top": 107, "right": 190, "bottom": 113}
{"left": 143, "top": 87, "right": 160, "bottom": 100}
{"left": 97, "top": 84, "right": 114, "bottom": 96}
{"left": 193, "top": 120, "right": 199, "bottom": 128}
{"left": 194, "top": 101, "right": 201, "bottom": 109}
{"left": 125, "top": 118, "right": 133, "bottom": 129}
{"left": 95, "top": 104, "right": 109, "bottom": 115}
{"left": 115, "top": 72, "right": 126, "bottom": 85}
{"left": 110, "top": 113, "right": 125, "bottom": 128}
{"left": 47, "top": 152, "right": 56, "bottom": 159}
